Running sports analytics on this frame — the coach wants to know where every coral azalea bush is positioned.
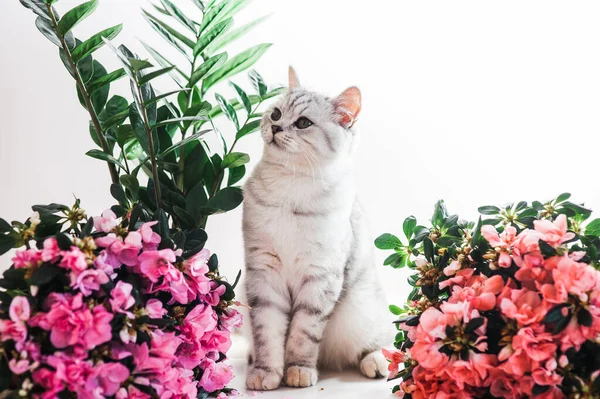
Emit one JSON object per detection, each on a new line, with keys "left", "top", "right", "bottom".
{"left": 377, "top": 194, "right": 600, "bottom": 398}
{"left": 0, "top": 201, "right": 242, "bottom": 398}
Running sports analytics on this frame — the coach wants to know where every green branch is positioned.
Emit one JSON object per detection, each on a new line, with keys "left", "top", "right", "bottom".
{"left": 46, "top": 3, "right": 119, "bottom": 185}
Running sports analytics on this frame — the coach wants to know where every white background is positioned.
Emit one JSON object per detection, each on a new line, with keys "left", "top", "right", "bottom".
{"left": 2, "top": 1, "right": 600, "bottom": 397}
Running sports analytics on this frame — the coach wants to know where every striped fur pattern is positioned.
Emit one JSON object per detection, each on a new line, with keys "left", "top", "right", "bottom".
{"left": 242, "top": 68, "right": 390, "bottom": 390}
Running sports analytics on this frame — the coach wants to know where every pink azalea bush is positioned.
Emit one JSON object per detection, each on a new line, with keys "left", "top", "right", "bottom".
{"left": 0, "top": 202, "right": 242, "bottom": 398}
{"left": 376, "top": 195, "right": 600, "bottom": 398}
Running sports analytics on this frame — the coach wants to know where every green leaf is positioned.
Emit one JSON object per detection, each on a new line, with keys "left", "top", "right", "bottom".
{"left": 423, "top": 237, "right": 434, "bottom": 262}
{"left": 230, "top": 82, "right": 252, "bottom": 114}
{"left": 158, "top": 130, "right": 210, "bottom": 159}
{"left": 374, "top": 233, "right": 401, "bottom": 250}
{"left": 383, "top": 252, "right": 401, "bottom": 266}
{"left": 120, "top": 175, "right": 140, "bottom": 201}
{"left": 227, "top": 165, "right": 245, "bottom": 186}
{"left": 0, "top": 234, "right": 16, "bottom": 256}
{"left": 586, "top": 218, "right": 600, "bottom": 236}
{"left": 144, "top": 11, "right": 194, "bottom": 51}
{"left": 207, "top": 186, "right": 244, "bottom": 213}
{"left": 555, "top": 193, "right": 571, "bottom": 203}
{"left": 129, "top": 59, "right": 154, "bottom": 72}
{"left": 141, "top": 41, "right": 188, "bottom": 85}
{"left": 203, "top": 44, "right": 272, "bottom": 94}
{"left": 139, "top": 66, "right": 175, "bottom": 85}
{"left": 478, "top": 205, "right": 501, "bottom": 215}
{"left": 57, "top": 0, "right": 98, "bottom": 36}
{"left": 144, "top": 88, "right": 190, "bottom": 106}
{"left": 249, "top": 69, "right": 267, "bottom": 97}
{"left": 71, "top": 24, "right": 123, "bottom": 64}
{"left": 19, "top": 0, "right": 51, "bottom": 20}
{"left": 159, "top": 0, "right": 197, "bottom": 33}
{"left": 194, "top": 18, "right": 233, "bottom": 57}
{"left": 190, "top": 53, "right": 227, "bottom": 87}
{"left": 403, "top": 216, "right": 417, "bottom": 241}
{"left": 186, "top": 183, "right": 209, "bottom": 222}
{"left": 77, "top": 60, "right": 109, "bottom": 112}
{"left": 208, "top": 15, "right": 269, "bottom": 54}
{"left": 0, "top": 218, "right": 12, "bottom": 233}
{"left": 111, "top": 183, "right": 127, "bottom": 204}
{"left": 86, "top": 149, "right": 126, "bottom": 170}
{"left": 389, "top": 305, "right": 403, "bottom": 315}
{"left": 35, "top": 16, "right": 61, "bottom": 47}
{"left": 539, "top": 240, "right": 557, "bottom": 257}
{"left": 29, "top": 265, "right": 62, "bottom": 286}
{"left": 215, "top": 93, "right": 239, "bottom": 130}
{"left": 221, "top": 152, "right": 250, "bottom": 169}
{"left": 152, "top": 116, "right": 208, "bottom": 130}
{"left": 87, "top": 68, "right": 126, "bottom": 94}
{"left": 198, "top": 1, "right": 228, "bottom": 35}
{"left": 235, "top": 119, "right": 261, "bottom": 140}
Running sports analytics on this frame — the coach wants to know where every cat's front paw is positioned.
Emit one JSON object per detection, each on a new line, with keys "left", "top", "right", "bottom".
{"left": 246, "top": 366, "right": 282, "bottom": 391}
{"left": 359, "top": 350, "right": 388, "bottom": 379}
{"left": 285, "top": 365, "right": 318, "bottom": 388}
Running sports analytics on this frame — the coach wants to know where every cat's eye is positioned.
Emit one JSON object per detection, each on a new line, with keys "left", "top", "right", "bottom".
{"left": 271, "top": 107, "right": 282, "bottom": 121}
{"left": 295, "top": 117, "right": 313, "bottom": 129}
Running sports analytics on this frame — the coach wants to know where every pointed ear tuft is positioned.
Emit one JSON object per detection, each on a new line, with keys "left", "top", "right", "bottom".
{"left": 334, "top": 86, "right": 361, "bottom": 128}
{"left": 289, "top": 66, "right": 301, "bottom": 90}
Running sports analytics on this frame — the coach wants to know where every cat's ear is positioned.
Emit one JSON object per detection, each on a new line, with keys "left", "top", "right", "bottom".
{"left": 334, "top": 87, "right": 361, "bottom": 128}
{"left": 288, "top": 66, "right": 301, "bottom": 89}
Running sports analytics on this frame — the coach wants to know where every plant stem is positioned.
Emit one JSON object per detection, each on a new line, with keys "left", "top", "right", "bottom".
{"left": 46, "top": 4, "right": 119, "bottom": 185}
{"left": 134, "top": 78, "right": 162, "bottom": 208}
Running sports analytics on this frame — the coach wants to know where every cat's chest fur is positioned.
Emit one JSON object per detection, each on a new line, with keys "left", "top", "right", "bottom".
{"left": 243, "top": 161, "right": 355, "bottom": 272}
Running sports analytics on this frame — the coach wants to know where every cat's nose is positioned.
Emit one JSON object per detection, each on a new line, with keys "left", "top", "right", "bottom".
{"left": 271, "top": 125, "right": 283, "bottom": 135}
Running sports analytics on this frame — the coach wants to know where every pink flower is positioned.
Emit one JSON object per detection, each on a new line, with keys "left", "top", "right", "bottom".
{"left": 82, "top": 305, "right": 113, "bottom": 349}
{"left": 181, "top": 303, "right": 217, "bottom": 341}
{"left": 448, "top": 274, "right": 504, "bottom": 311}
{"left": 46, "top": 352, "right": 94, "bottom": 392}
{"left": 204, "top": 282, "right": 226, "bottom": 306}
{"left": 439, "top": 268, "right": 474, "bottom": 290}
{"left": 512, "top": 326, "right": 557, "bottom": 362}
{"left": 93, "top": 209, "right": 118, "bottom": 233}
{"left": 150, "top": 330, "right": 182, "bottom": 361}
{"left": 499, "top": 288, "right": 546, "bottom": 326}
{"left": 552, "top": 256, "right": 599, "bottom": 301}
{"left": 139, "top": 249, "right": 178, "bottom": 283}
{"left": 145, "top": 299, "right": 167, "bottom": 319}
{"left": 183, "top": 249, "right": 213, "bottom": 296}
{"left": 201, "top": 328, "right": 232, "bottom": 354}
{"left": 139, "top": 221, "right": 161, "bottom": 250}
{"left": 116, "top": 386, "right": 151, "bottom": 399}
{"left": 70, "top": 268, "right": 109, "bottom": 296}
{"left": 110, "top": 281, "right": 136, "bottom": 317}
{"left": 198, "top": 358, "right": 234, "bottom": 393}
{"left": 86, "top": 362, "right": 130, "bottom": 396}
{"left": 534, "top": 214, "right": 575, "bottom": 247}
{"left": 12, "top": 249, "right": 42, "bottom": 269}
{"left": 382, "top": 348, "right": 406, "bottom": 378}
{"left": 9, "top": 358, "right": 32, "bottom": 374}
{"left": 0, "top": 319, "right": 27, "bottom": 343}
{"left": 59, "top": 247, "right": 88, "bottom": 272}
{"left": 9, "top": 296, "right": 30, "bottom": 322}
{"left": 32, "top": 367, "right": 64, "bottom": 399}
{"left": 40, "top": 294, "right": 112, "bottom": 349}
{"left": 221, "top": 309, "right": 243, "bottom": 331}
{"left": 482, "top": 225, "right": 517, "bottom": 268}
{"left": 96, "top": 232, "right": 143, "bottom": 267}
{"left": 176, "top": 337, "right": 206, "bottom": 369}
{"left": 41, "top": 237, "right": 61, "bottom": 263}
{"left": 482, "top": 224, "right": 517, "bottom": 248}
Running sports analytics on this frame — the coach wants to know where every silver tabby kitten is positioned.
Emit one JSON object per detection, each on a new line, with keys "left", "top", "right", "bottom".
{"left": 242, "top": 68, "right": 389, "bottom": 390}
